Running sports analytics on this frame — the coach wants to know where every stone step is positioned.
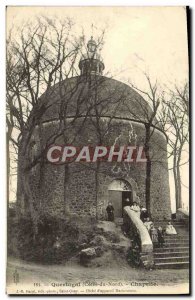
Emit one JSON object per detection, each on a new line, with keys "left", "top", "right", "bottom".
{"left": 165, "top": 235, "right": 189, "bottom": 239}
{"left": 164, "top": 240, "right": 189, "bottom": 244}
{"left": 154, "top": 242, "right": 189, "bottom": 252}
{"left": 155, "top": 220, "right": 186, "bottom": 224}
{"left": 164, "top": 242, "right": 189, "bottom": 247}
{"left": 164, "top": 241, "right": 189, "bottom": 247}
{"left": 154, "top": 246, "right": 189, "bottom": 253}
{"left": 155, "top": 221, "right": 187, "bottom": 225}
{"left": 164, "top": 233, "right": 189, "bottom": 237}
{"left": 154, "top": 256, "right": 189, "bottom": 264}
{"left": 155, "top": 225, "right": 187, "bottom": 229}
{"left": 154, "top": 222, "right": 187, "bottom": 228}
{"left": 155, "top": 261, "right": 189, "bottom": 269}
{"left": 164, "top": 236, "right": 189, "bottom": 241}
{"left": 164, "top": 237, "right": 189, "bottom": 241}
{"left": 151, "top": 220, "right": 189, "bottom": 269}
{"left": 154, "top": 251, "right": 189, "bottom": 258}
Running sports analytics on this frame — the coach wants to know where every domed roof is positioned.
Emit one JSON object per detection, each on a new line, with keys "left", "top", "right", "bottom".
{"left": 39, "top": 38, "right": 161, "bottom": 130}
{"left": 40, "top": 75, "right": 159, "bottom": 128}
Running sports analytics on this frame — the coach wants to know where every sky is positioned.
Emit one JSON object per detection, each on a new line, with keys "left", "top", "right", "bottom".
{"left": 7, "top": 7, "right": 188, "bottom": 84}
{"left": 7, "top": 6, "right": 189, "bottom": 212}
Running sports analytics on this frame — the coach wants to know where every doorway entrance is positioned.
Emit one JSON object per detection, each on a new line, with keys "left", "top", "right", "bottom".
{"left": 108, "top": 179, "right": 132, "bottom": 218}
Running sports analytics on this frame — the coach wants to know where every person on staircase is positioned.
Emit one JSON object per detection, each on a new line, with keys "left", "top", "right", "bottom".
{"left": 157, "top": 226, "right": 165, "bottom": 247}
{"left": 106, "top": 202, "right": 115, "bottom": 222}
{"left": 143, "top": 217, "right": 153, "bottom": 231}
{"left": 140, "top": 206, "right": 149, "bottom": 222}
{"left": 130, "top": 201, "right": 141, "bottom": 218}
{"left": 150, "top": 224, "right": 158, "bottom": 247}
{"left": 165, "top": 221, "right": 177, "bottom": 235}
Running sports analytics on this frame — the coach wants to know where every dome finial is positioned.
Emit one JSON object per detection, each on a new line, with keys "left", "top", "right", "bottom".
{"left": 87, "top": 36, "right": 96, "bottom": 53}
{"left": 79, "top": 36, "right": 105, "bottom": 76}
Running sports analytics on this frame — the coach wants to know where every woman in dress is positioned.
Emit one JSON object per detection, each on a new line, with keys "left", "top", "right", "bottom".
{"left": 165, "top": 221, "right": 177, "bottom": 235}
{"left": 144, "top": 217, "right": 153, "bottom": 231}
{"left": 150, "top": 224, "right": 158, "bottom": 246}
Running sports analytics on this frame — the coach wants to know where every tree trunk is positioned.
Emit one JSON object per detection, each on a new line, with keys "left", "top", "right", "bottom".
{"left": 95, "top": 161, "right": 100, "bottom": 220}
{"left": 145, "top": 125, "right": 151, "bottom": 215}
{"left": 64, "top": 163, "right": 70, "bottom": 214}
{"left": 18, "top": 134, "right": 39, "bottom": 238}
{"left": 6, "top": 134, "right": 10, "bottom": 218}
{"left": 37, "top": 123, "right": 45, "bottom": 211}
{"left": 6, "top": 122, "right": 13, "bottom": 218}
{"left": 21, "top": 166, "right": 39, "bottom": 238}
{"left": 176, "top": 148, "right": 182, "bottom": 208}
{"left": 173, "top": 150, "right": 177, "bottom": 202}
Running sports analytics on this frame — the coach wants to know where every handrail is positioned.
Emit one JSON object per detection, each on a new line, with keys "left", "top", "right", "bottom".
{"left": 123, "top": 206, "right": 153, "bottom": 253}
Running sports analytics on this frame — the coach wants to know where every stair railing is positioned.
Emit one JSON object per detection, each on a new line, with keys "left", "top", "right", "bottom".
{"left": 123, "top": 206, "right": 154, "bottom": 268}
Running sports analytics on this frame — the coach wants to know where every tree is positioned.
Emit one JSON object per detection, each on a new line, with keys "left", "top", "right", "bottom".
{"left": 161, "top": 83, "right": 189, "bottom": 209}
{"left": 7, "top": 17, "right": 114, "bottom": 231}
{"left": 6, "top": 17, "right": 89, "bottom": 234}
{"left": 127, "top": 73, "right": 162, "bottom": 214}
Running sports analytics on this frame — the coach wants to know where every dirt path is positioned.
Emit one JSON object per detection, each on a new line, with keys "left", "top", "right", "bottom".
{"left": 6, "top": 256, "right": 189, "bottom": 295}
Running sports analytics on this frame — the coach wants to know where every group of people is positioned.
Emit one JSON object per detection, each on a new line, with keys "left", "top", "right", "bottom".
{"left": 106, "top": 199, "right": 141, "bottom": 221}
{"left": 106, "top": 199, "right": 177, "bottom": 248}
{"left": 106, "top": 199, "right": 147, "bottom": 221}
{"left": 143, "top": 217, "right": 177, "bottom": 247}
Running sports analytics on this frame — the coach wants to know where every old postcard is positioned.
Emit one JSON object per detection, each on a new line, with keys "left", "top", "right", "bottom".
{"left": 6, "top": 6, "right": 190, "bottom": 295}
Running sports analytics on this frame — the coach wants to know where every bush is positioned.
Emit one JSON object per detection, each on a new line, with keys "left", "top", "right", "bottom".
{"left": 102, "top": 231, "right": 121, "bottom": 243}
{"left": 8, "top": 214, "right": 97, "bottom": 264}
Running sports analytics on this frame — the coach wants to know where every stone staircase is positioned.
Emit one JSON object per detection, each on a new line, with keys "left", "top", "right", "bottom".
{"left": 153, "top": 220, "right": 189, "bottom": 269}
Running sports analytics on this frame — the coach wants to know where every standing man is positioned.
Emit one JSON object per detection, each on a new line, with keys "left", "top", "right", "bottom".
{"left": 106, "top": 202, "right": 115, "bottom": 221}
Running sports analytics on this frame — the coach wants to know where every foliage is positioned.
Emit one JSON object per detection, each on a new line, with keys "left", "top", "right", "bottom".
{"left": 8, "top": 214, "right": 97, "bottom": 264}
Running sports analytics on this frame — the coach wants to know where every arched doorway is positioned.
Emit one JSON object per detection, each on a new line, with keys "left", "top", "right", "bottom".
{"left": 108, "top": 179, "right": 132, "bottom": 218}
